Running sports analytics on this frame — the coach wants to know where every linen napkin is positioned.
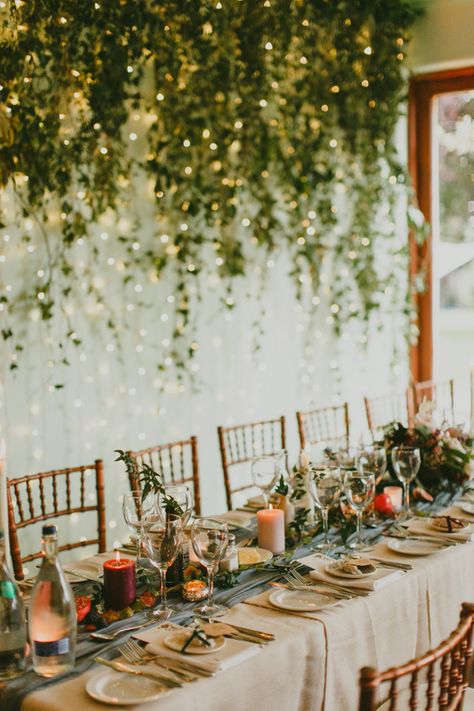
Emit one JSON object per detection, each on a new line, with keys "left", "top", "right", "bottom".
{"left": 405, "top": 517, "right": 474, "bottom": 543}
{"left": 134, "top": 622, "right": 260, "bottom": 674}
{"left": 298, "top": 554, "right": 404, "bottom": 592}
{"left": 206, "top": 511, "right": 256, "bottom": 528}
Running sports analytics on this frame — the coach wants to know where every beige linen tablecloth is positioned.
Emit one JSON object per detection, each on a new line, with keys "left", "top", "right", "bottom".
{"left": 22, "top": 523, "right": 474, "bottom": 711}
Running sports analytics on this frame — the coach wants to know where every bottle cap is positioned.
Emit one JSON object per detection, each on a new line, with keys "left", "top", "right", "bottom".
{"left": 42, "top": 524, "right": 58, "bottom": 536}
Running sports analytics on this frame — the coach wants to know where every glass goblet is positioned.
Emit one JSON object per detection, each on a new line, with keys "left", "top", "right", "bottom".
{"left": 343, "top": 470, "right": 374, "bottom": 550}
{"left": 191, "top": 519, "right": 229, "bottom": 618}
{"left": 143, "top": 514, "right": 182, "bottom": 620}
{"left": 122, "top": 490, "right": 156, "bottom": 563}
{"left": 309, "top": 467, "right": 341, "bottom": 552}
{"left": 251, "top": 456, "right": 278, "bottom": 508}
{"left": 391, "top": 447, "right": 421, "bottom": 520}
{"left": 156, "top": 484, "right": 193, "bottom": 527}
{"left": 357, "top": 445, "right": 387, "bottom": 523}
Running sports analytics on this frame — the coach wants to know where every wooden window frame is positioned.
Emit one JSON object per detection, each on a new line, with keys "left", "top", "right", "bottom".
{"left": 409, "top": 65, "right": 474, "bottom": 382}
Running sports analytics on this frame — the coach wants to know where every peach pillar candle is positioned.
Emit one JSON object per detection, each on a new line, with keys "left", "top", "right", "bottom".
{"left": 257, "top": 506, "right": 285, "bottom": 554}
{"left": 384, "top": 486, "right": 403, "bottom": 512}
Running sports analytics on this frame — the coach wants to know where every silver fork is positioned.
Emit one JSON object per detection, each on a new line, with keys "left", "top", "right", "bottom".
{"left": 282, "top": 573, "right": 351, "bottom": 600}
{"left": 286, "top": 569, "right": 369, "bottom": 597}
{"left": 117, "top": 639, "right": 206, "bottom": 680}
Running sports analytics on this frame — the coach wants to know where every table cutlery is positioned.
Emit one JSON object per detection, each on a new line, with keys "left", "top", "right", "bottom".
{"left": 224, "top": 623, "right": 275, "bottom": 641}
{"left": 270, "top": 580, "right": 351, "bottom": 600}
{"left": 369, "top": 556, "right": 413, "bottom": 570}
{"left": 385, "top": 532, "right": 459, "bottom": 547}
{"left": 118, "top": 640, "right": 199, "bottom": 683}
{"left": 90, "top": 620, "right": 155, "bottom": 641}
{"left": 93, "top": 657, "right": 183, "bottom": 687}
{"left": 63, "top": 568, "right": 103, "bottom": 582}
{"left": 286, "top": 569, "right": 370, "bottom": 597}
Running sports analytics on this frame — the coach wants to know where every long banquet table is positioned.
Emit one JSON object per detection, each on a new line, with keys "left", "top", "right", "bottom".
{"left": 4, "top": 496, "right": 474, "bottom": 711}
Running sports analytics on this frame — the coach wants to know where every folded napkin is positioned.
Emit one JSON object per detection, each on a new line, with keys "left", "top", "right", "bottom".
{"left": 297, "top": 554, "right": 404, "bottom": 592}
{"left": 207, "top": 511, "right": 256, "bottom": 528}
{"left": 135, "top": 623, "right": 259, "bottom": 674}
{"left": 405, "top": 517, "right": 474, "bottom": 543}
{"left": 63, "top": 552, "right": 117, "bottom": 581}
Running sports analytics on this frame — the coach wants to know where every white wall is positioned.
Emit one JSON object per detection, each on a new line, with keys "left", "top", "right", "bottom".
{"left": 410, "top": 0, "right": 474, "bottom": 72}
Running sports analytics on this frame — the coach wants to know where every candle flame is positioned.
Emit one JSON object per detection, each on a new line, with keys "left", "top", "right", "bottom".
{"left": 115, "top": 549, "right": 120, "bottom": 563}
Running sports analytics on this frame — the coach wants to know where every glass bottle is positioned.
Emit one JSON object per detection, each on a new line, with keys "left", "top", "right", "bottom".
{"left": 219, "top": 533, "right": 238, "bottom": 572}
{"left": 29, "top": 524, "right": 77, "bottom": 677}
{"left": 0, "top": 529, "right": 27, "bottom": 679}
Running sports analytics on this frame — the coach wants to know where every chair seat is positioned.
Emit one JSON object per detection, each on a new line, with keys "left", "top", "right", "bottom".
{"left": 377, "top": 684, "right": 474, "bottom": 710}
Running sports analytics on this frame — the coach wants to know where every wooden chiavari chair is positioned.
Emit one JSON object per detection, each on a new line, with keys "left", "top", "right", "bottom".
{"left": 359, "top": 602, "right": 474, "bottom": 711}
{"left": 413, "top": 379, "right": 455, "bottom": 420}
{"left": 127, "top": 437, "right": 201, "bottom": 515}
{"left": 296, "top": 404, "right": 349, "bottom": 452}
{"left": 364, "top": 391, "right": 412, "bottom": 440}
{"left": 7, "top": 460, "right": 106, "bottom": 581}
{"left": 217, "top": 416, "right": 286, "bottom": 511}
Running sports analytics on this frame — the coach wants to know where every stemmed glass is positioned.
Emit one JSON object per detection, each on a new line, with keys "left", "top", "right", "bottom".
{"left": 309, "top": 467, "right": 341, "bottom": 552}
{"left": 391, "top": 447, "right": 421, "bottom": 520}
{"left": 343, "top": 470, "right": 374, "bottom": 550}
{"left": 357, "top": 445, "right": 387, "bottom": 522}
{"left": 191, "top": 518, "right": 229, "bottom": 618}
{"left": 122, "top": 490, "right": 156, "bottom": 563}
{"left": 142, "top": 514, "right": 182, "bottom": 620}
{"left": 251, "top": 456, "right": 279, "bottom": 507}
{"left": 156, "top": 485, "right": 193, "bottom": 527}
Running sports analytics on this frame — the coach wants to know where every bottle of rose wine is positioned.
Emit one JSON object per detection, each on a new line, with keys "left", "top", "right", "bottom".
{"left": 0, "top": 529, "right": 27, "bottom": 679}
{"left": 29, "top": 524, "right": 77, "bottom": 677}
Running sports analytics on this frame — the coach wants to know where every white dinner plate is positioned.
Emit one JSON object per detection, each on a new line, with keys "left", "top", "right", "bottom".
{"left": 324, "top": 560, "right": 375, "bottom": 579}
{"left": 164, "top": 630, "right": 226, "bottom": 655}
{"left": 86, "top": 669, "right": 171, "bottom": 705}
{"left": 461, "top": 501, "right": 474, "bottom": 516}
{"left": 268, "top": 588, "right": 338, "bottom": 612}
{"left": 387, "top": 538, "right": 442, "bottom": 556}
{"left": 238, "top": 547, "right": 273, "bottom": 566}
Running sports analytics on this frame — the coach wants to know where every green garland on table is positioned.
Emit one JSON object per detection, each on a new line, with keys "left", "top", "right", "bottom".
{"left": 0, "top": 0, "right": 425, "bottom": 381}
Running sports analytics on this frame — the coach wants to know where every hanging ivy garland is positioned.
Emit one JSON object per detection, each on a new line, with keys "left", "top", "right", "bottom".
{"left": 0, "top": 0, "right": 425, "bottom": 379}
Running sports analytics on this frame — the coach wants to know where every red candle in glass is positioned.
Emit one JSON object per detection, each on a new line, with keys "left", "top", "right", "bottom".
{"left": 103, "top": 551, "right": 136, "bottom": 610}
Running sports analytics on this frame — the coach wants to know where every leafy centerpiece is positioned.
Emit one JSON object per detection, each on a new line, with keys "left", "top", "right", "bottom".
{"left": 382, "top": 402, "right": 474, "bottom": 496}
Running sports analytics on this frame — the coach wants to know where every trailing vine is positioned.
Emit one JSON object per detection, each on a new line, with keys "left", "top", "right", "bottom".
{"left": 0, "top": 0, "right": 425, "bottom": 380}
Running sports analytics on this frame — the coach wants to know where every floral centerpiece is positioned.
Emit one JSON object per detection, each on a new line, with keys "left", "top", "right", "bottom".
{"left": 382, "top": 401, "right": 474, "bottom": 496}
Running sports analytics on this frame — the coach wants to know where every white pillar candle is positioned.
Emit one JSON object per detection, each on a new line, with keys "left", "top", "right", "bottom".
{"left": 384, "top": 486, "right": 403, "bottom": 512}
{"left": 257, "top": 507, "right": 285, "bottom": 554}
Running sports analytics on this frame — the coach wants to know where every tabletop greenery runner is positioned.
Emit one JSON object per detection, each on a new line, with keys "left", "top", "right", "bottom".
{"left": 0, "top": 0, "right": 424, "bottom": 379}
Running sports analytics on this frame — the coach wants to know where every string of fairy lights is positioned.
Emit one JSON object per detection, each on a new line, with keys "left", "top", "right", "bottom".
{"left": 0, "top": 1, "right": 421, "bottom": 522}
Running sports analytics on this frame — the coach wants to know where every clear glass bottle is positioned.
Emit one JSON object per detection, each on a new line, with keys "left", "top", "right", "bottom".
{"left": 29, "top": 524, "right": 77, "bottom": 677}
{"left": 0, "top": 529, "right": 27, "bottom": 679}
{"left": 219, "top": 533, "right": 238, "bottom": 572}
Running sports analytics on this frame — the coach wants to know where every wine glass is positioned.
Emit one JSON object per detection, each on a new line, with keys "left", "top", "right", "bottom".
{"left": 309, "top": 467, "right": 341, "bottom": 552}
{"left": 391, "top": 447, "right": 421, "bottom": 519}
{"left": 191, "top": 518, "right": 229, "bottom": 618}
{"left": 142, "top": 514, "right": 182, "bottom": 620}
{"left": 357, "top": 445, "right": 387, "bottom": 523}
{"left": 156, "top": 485, "right": 193, "bottom": 528}
{"left": 251, "top": 456, "right": 278, "bottom": 507}
{"left": 334, "top": 447, "right": 360, "bottom": 470}
{"left": 343, "top": 470, "right": 374, "bottom": 550}
{"left": 122, "top": 490, "right": 156, "bottom": 563}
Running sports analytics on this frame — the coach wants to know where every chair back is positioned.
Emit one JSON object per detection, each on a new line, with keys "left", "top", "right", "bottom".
{"left": 127, "top": 436, "right": 201, "bottom": 515}
{"left": 413, "top": 379, "right": 455, "bottom": 420}
{"left": 296, "top": 404, "right": 349, "bottom": 451}
{"left": 217, "top": 416, "right": 286, "bottom": 511}
{"left": 364, "top": 391, "right": 412, "bottom": 439}
{"left": 7, "top": 460, "right": 106, "bottom": 581}
{"left": 359, "top": 602, "right": 474, "bottom": 711}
